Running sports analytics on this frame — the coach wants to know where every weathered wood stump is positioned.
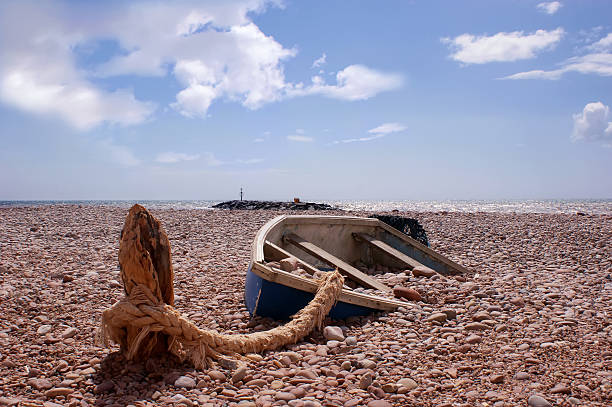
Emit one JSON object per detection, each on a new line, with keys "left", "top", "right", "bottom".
{"left": 118, "top": 204, "right": 174, "bottom": 360}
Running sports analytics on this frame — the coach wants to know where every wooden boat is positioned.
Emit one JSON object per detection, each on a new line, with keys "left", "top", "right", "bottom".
{"left": 245, "top": 215, "right": 469, "bottom": 320}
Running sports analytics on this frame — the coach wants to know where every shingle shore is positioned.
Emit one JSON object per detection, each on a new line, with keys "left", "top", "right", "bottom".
{"left": 0, "top": 206, "right": 610, "bottom": 406}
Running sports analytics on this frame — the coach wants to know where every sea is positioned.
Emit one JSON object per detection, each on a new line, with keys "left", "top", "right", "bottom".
{"left": 0, "top": 200, "right": 611, "bottom": 214}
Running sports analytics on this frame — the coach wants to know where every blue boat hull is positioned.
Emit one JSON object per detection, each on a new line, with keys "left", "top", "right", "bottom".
{"left": 245, "top": 263, "right": 375, "bottom": 320}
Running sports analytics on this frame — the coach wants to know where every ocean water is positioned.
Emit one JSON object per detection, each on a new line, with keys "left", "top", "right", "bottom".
{"left": 0, "top": 199, "right": 611, "bottom": 214}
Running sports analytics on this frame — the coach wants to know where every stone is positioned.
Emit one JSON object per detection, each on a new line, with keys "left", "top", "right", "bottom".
{"left": 412, "top": 266, "right": 436, "bottom": 278}
{"left": 464, "top": 322, "right": 489, "bottom": 331}
{"left": 528, "top": 395, "right": 552, "bottom": 407}
{"left": 94, "top": 380, "right": 115, "bottom": 394}
{"left": 208, "top": 370, "right": 226, "bottom": 381}
{"left": 381, "top": 382, "right": 397, "bottom": 393}
{"left": 37, "top": 325, "right": 52, "bottom": 335}
{"left": 27, "top": 378, "right": 53, "bottom": 390}
{"left": 279, "top": 257, "right": 299, "bottom": 272}
{"left": 45, "top": 387, "right": 73, "bottom": 397}
{"left": 472, "top": 312, "right": 491, "bottom": 322}
{"left": 550, "top": 383, "right": 570, "bottom": 394}
{"left": 0, "top": 397, "right": 20, "bottom": 406}
{"left": 275, "top": 392, "right": 296, "bottom": 401}
{"left": 345, "top": 336, "right": 357, "bottom": 346}
{"left": 510, "top": 296, "right": 525, "bottom": 307}
{"left": 465, "top": 334, "right": 482, "bottom": 344}
{"left": 359, "top": 372, "right": 373, "bottom": 389}
{"left": 60, "top": 327, "right": 78, "bottom": 339}
{"left": 393, "top": 287, "right": 422, "bottom": 302}
{"left": 170, "top": 394, "right": 194, "bottom": 407}
{"left": 489, "top": 374, "right": 504, "bottom": 384}
{"left": 397, "top": 378, "right": 418, "bottom": 390}
{"left": 174, "top": 376, "right": 196, "bottom": 389}
{"left": 367, "top": 401, "right": 393, "bottom": 407}
{"left": 231, "top": 365, "right": 248, "bottom": 384}
{"left": 323, "top": 326, "right": 344, "bottom": 341}
{"left": 360, "top": 359, "right": 377, "bottom": 369}
{"left": 441, "top": 308, "right": 457, "bottom": 320}
{"left": 427, "top": 312, "right": 447, "bottom": 323}
{"left": 515, "top": 372, "right": 530, "bottom": 380}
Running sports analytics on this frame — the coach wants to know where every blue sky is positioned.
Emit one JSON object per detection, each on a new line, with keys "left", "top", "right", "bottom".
{"left": 0, "top": 0, "right": 611, "bottom": 200}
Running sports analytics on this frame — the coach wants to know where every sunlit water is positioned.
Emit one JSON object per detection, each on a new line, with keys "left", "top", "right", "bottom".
{"left": 1, "top": 199, "right": 610, "bottom": 214}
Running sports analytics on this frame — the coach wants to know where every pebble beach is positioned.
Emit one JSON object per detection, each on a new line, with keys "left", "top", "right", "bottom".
{"left": 0, "top": 205, "right": 610, "bottom": 407}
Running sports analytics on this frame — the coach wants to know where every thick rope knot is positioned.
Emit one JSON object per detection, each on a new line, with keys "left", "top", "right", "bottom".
{"left": 97, "top": 270, "right": 344, "bottom": 368}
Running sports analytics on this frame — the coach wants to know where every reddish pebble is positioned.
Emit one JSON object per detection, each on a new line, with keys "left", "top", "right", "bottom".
{"left": 393, "top": 286, "right": 423, "bottom": 302}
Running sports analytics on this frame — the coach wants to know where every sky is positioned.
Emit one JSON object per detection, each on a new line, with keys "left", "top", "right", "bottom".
{"left": 0, "top": 0, "right": 611, "bottom": 201}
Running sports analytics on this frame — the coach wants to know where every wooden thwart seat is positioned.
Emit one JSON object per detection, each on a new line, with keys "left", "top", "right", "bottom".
{"left": 283, "top": 233, "right": 391, "bottom": 292}
{"left": 264, "top": 240, "right": 318, "bottom": 276}
{"left": 352, "top": 232, "right": 431, "bottom": 271}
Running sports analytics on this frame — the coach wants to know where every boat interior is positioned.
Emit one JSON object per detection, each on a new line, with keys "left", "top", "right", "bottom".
{"left": 256, "top": 216, "right": 466, "bottom": 293}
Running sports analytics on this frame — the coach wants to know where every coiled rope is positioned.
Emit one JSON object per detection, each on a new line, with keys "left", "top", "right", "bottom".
{"left": 97, "top": 204, "right": 344, "bottom": 368}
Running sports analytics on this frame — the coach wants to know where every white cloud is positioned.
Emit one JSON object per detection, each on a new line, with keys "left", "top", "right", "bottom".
{"left": 99, "top": 140, "right": 141, "bottom": 167}
{"left": 156, "top": 152, "right": 200, "bottom": 163}
{"left": 253, "top": 137, "right": 265, "bottom": 142}
{"left": 442, "top": 28, "right": 564, "bottom": 64}
{"left": 312, "top": 53, "right": 327, "bottom": 68}
{"left": 537, "top": 2, "right": 562, "bottom": 15}
{"left": 588, "top": 33, "right": 612, "bottom": 52}
{"left": 368, "top": 122, "right": 406, "bottom": 134}
{"left": 0, "top": 1, "right": 401, "bottom": 129}
{"left": 334, "top": 122, "right": 406, "bottom": 144}
{"left": 289, "top": 65, "right": 403, "bottom": 100}
{"left": 333, "top": 134, "right": 385, "bottom": 144}
{"left": 572, "top": 102, "right": 612, "bottom": 143}
{"left": 503, "top": 52, "right": 612, "bottom": 80}
{"left": 0, "top": 69, "right": 154, "bottom": 131}
{"left": 287, "top": 135, "right": 314, "bottom": 142}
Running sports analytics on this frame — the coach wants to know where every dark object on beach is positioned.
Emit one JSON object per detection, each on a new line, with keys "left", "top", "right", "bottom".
{"left": 212, "top": 200, "right": 335, "bottom": 210}
{"left": 246, "top": 215, "right": 468, "bottom": 320}
{"left": 369, "top": 215, "right": 429, "bottom": 246}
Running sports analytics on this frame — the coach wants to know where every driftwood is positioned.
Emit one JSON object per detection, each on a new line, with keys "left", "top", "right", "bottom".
{"left": 117, "top": 204, "right": 174, "bottom": 361}
{"left": 98, "top": 204, "right": 344, "bottom": 368}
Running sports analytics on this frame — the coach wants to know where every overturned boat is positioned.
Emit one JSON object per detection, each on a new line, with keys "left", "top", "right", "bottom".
{"left": 245, "top": 215, "right": 469, "bottom": 320}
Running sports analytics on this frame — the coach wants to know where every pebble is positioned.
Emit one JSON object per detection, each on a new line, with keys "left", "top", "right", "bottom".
{"left": 60, "top": 327, "right": 78, "bottom": 339}
{"left": 1, "top": 206, "right": 610, "bottom": 407}
{"left": 412, "top": 266, "right": 436, "bottom": 278}
{"left": 345, "top": 336, "right": 357, "bottom": 346}
{"left": 27, "top": 378, "right": 52, "bottom": 390}
{"left": 397, "top": 377, "right": 418, "bottom": 390}
{"left": 464, "top": 322, "right": 489, "bottom": 331}
{"left": 427, "top": 312, "right": 447, "bottom": 323}
{"left": 367, "top": 400, "right": 393, "bottom": 407}
{"left": 527, "top": 395, "right": 553, "bottom": 407}
{"left": 275, "top": 391, "right": 296, "bottom": 401}
{"left": 174, "top": 376, "right": 196, "bottom": 389}
{"left": 359, "top": 372, "right": 373, "bottom": 389}
{"left": 323, "top": 326, "right": 345, "bottom": 341}
{"left": 94, "top": 380, "right": 115, "bottom": 394}
{"left": 231, "top": 365, "right": 248, "bottom": 383}
{"left": 465, "top": 334, "right": 482, "bottom": 344}
{"left": 550, "top": 383, "right": 570, "bottom": 394}
{"left": 45, "top": 387, "right": 73, "bottom": 397}
{"left": 37, "top": 325, "right": 52, "bottom": 335}
{"left": 489, "top": 374, "right": 504, "bottom": 384}
{"left": 393, "top": 287, "right": 422, "bottom": 301}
